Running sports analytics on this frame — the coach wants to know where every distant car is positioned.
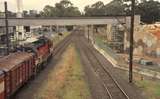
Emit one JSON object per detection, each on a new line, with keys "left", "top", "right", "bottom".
{"left": 58, "top": 33, "right": 63, "bottom": 36}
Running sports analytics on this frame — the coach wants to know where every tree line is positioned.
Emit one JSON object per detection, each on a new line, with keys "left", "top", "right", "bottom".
{"left": 40, "top": 0, "right": 81, "bottom": 17}
{"left": 40, "top": 0, "right": 160, "bottom": 23}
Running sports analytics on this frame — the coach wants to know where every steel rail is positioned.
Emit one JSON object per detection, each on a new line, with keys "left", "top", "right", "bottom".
{"left": 52, "top": 33, "right": 73, "bottom": 58}
{"left": 80, "top": 35, "right": 129, "bottom": 99}
{"left": 75, "top": 32, "right": 113, "bottom": 99}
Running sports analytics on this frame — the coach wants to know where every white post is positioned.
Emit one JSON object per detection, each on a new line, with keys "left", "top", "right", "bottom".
{"left": 50, "top": 26, "right": 52, "bottom": 33}
{"left": 16, "top": 0, "right": 24, "bottom": 41}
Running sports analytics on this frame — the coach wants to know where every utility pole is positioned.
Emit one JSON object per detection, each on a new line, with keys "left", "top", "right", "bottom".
{"left": 88, "top": 25, "right": 89, "bottom": 42}
{"left": 4, "top": 2, "right": 10, "bottom": 55}
{"left": 129, "top": 0, "right": 135, "bottom": 83}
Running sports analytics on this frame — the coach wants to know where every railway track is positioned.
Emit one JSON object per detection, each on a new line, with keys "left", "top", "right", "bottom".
{"left": 76, "top": 32, "right": 129, "bottom": 99}
{"left": 53, "top": 33, "right": 73, "bottom": 57}
{"left": 13, "top": 33, "right": 74, "bottom": 99}
{"left": 13, "top": 30, "right": 143, "bottom": 99}
{"left": 74, "top": 32, "right": 111, "bottom": 99}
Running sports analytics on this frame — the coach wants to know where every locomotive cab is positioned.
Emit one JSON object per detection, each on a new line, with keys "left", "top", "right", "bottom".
{"left": 22, "top": 36, "right": 53, "bottom": 73}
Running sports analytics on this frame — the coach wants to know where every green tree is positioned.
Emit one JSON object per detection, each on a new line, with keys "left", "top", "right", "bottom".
{"left": 84, "top": 0, "right": 126, "bottom": 16}
{"left": 40, "top": 0, "right": 81, "bottom": 17}
{"left": 84, "top": 0, "right": 160, "bottom": 23}
{"left": 40, "top": 5, "right": 55, "bottom": 17}
{"left": 105, "top": 0, "right": 126, "bottom": 15}
{"left": 136, "top": 0, "right": 160, "bottom": 23}
{"left": 84, "top": 1, "right": 105, "bottom": 16}
{"left": 118, "top": 0, "right": 160, "bottom": 23}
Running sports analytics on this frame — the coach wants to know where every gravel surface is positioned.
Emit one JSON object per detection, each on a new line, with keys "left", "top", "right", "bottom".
{"left": 74, "top": 31, "right": 146, "bottom": 99}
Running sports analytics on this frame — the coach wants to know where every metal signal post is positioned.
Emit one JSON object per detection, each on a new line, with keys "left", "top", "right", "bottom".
{"left": 129, "top": 0, "right": 135, "bottom": 83}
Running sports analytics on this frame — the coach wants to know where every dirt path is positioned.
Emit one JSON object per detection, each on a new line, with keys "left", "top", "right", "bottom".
{"left": 14, "top": 44, "right": 91, "bottom": 99}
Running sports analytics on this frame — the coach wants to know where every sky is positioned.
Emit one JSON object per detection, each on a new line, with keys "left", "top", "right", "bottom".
{"left": 1, "top": 0, "right": 160, "bottom": 12}
{"left": 0, "top": 0, "right": 112, "bottom": 12}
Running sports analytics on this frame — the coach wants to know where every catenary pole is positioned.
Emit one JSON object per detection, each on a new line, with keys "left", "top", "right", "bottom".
{"left": 4, "top": 2, "right": 10, "bottom": 55}
{"left": 129, "top": 0, "right": 135, "bottom": 83}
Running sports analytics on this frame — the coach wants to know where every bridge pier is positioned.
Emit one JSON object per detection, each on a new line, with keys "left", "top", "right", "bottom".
{"left": 49, "top": 25, "right": 53, "bottom": 34}
{"left": 84, "top": 25, "right": 95, "bottom": 43}
{"left": 90, "top": 25, "right": 94, "bottom": 44}
{"left": 16, "top": 26, "right": 25, "bottom": 41}
{"left": 56, "top": 25, "right": 59, "bottom": 33}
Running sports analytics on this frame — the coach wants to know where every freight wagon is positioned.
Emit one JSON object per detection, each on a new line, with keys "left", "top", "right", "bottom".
{"left": 0, "top": 36, "right": 53, "bottom": 99}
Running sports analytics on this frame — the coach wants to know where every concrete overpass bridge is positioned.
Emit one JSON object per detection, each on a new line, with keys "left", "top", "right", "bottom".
{"left": 0, "top": 15, "right": 140, "bottom": 41}
{"left": 0, "top": 15, "right": 140, "bottom": 27}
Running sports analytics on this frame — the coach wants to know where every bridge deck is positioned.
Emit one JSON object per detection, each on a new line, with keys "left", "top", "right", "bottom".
{"left": 0, "top": 16, "right": 140, "bottom": 26}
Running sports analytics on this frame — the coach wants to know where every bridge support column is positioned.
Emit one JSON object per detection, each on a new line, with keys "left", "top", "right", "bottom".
{"left": 50, "top": 26, "right": 53, "bottom": 34}
{"left": 56, "top": 25, "right": 59, "bottom": 33}
{"left": 84, "top": 25, "right": 88, "bottom": 38}
{"left": 87, "top": 25, "right": 94, "bottom": 44}
{"left": 90, "top": 25, "right": 94, "bottom": 44}
{"left": 16, "top": 26, "right": 25, "bottom": 41}
{"left": 105, "top": 24, "right": 108, "bottom": 42}
{"left": 87, "top": 25, "right": 90, "bottom": 42}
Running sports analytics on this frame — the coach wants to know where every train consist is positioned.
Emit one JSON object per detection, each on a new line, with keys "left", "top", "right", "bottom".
{"left": 0, "top": 36, "right": 53, "bottom": 99}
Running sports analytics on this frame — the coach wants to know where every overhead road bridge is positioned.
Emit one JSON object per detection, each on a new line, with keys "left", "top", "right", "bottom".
{"left": 0, "top": 15, "right": 140, "bottom": 27}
